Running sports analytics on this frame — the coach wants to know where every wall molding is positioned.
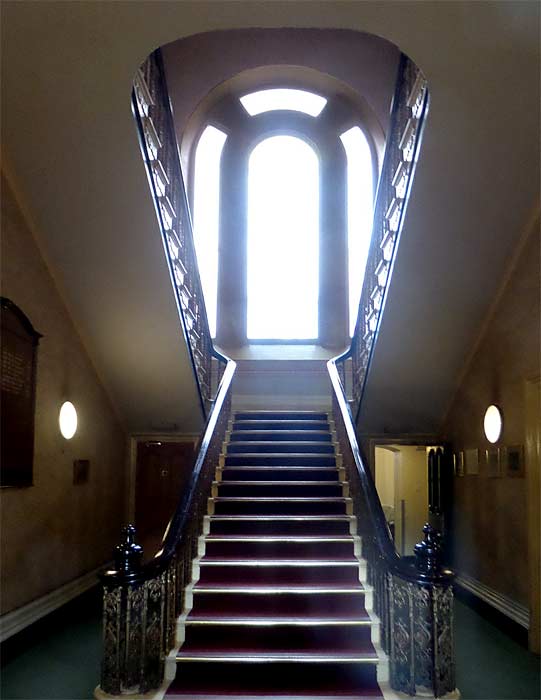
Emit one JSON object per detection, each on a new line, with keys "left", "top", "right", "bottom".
{"left": 455, "top": 572, "right": 530, "bottom": 629}
{"left": 0, "top": 563, "right": 109, "bottom": 642}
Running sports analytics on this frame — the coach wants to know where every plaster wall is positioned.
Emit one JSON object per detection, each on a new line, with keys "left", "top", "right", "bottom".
{"left": 162, "top": 28, "right": 400, "bottom": 147}
{"left": 0, "top": 175, "right": 128, "bottom": 615}
{"left": 442, "top": 220, "right": 540, "bottom": 607}
{"left": 393, "top": 445, "right": 428, "bottom": 557}
{"left": 375, "top": 447, "right": 395, "bottom": 513}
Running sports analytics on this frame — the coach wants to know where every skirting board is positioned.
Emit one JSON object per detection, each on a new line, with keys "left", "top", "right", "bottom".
{"left": 455, "top": 572, "right": 530, "bottom": 629}
{"left": 0, "top": 563, "right": 109, "bottom": 642}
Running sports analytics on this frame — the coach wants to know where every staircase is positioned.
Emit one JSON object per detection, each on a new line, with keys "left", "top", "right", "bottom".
{"left": 166, "top": 410, "right": 388, "bottom": 699}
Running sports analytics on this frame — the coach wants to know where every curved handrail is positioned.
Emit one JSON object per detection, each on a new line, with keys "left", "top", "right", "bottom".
{"left": 328, "top": 357, "right": 452, "bottom": 585}
{"left": 133, "top": 50, "right": 228, "bottom": 418}
{"left": 341, "top": 55, "right": 430, "bottom": 421}
{"left": 101, "top": 357, "right": 236, "bottom": 586}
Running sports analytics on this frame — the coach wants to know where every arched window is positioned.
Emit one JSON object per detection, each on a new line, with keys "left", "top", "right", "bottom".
{"left": 193, "top": 125, "right": 227, "bottom": 338}
{"left": 247, "top": 135, "right": 319, "bottom": 340}
{"left": 187, "top": 79, "right": 381, "bottom": 350}
{"left": 340, "top": 126, "right": 374, "bottom": 336}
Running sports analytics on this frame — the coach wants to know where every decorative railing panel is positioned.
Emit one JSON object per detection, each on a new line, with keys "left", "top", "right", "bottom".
{"left": 328, "top": 360, "right": 456, "bottom": 697}
{"left": 133, "top": 51, "right": 226, "bottom": 416}
{"left": 344, "top": 54, "right": 429, "bottom": 417}
{"left": 99, "top": 360, "right": 235, "bottom": 695}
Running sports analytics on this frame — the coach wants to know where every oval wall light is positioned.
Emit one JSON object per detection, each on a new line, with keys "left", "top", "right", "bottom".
{"left": 59, "top": 401, "right": 78, "bottom": 439}
{"left": 483, "top": 404, "right": 503, "bottom": 444}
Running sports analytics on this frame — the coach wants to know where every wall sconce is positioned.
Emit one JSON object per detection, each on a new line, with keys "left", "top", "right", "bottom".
{"left": 483, "top": 404, "right": 503, "bottom": 444}
{"left": 59, "top": 401, "right": 78, "bottom": 439}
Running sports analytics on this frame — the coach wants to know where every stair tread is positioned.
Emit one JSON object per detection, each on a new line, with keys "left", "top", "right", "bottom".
{"left": 167, "top": 693, "right": 381, "bottom": 699}
{"left": 231, "top": 430, "right": 331, "bottom": 435}
{"left": 219, "top": 466, "right": 339, "bottom": 470}
{"left": 177, "top": 647, "right": 379, "bottom": 661}
{"left": 205, "top": 535, "right": 355, "bottom": 543}
{"left": 186, "top": 613, "right": 372, "bottom": 624}
{"left": 208, "top": 515, "right": 354, "bottom": 519}
{"left": 227, "top": 441, "right": 335, "bottom": 446}
{"left": 193, "top": 583, "right": 366, "bottom": 592}
{"left": 214, "top": 480, "right": 345, "bottom": 486}
{"left": 224, "top": 452, "right": 336, "bottom": 457}
{"left": 212, "top": 497, "right": 349, "bottom": 501}
{"left": 200, "top": 558, "right": 359, "bottom": 566}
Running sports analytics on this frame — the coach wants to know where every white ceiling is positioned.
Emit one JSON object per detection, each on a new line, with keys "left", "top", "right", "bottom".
{"left": 2, "top": 1, "right": 539, "bottom": 435}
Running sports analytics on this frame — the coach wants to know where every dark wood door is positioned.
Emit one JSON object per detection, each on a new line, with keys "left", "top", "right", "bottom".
{"left": 135, "top": 441, "right": 195, "bottom": 544}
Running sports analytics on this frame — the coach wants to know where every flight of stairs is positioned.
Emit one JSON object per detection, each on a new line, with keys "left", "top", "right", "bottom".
{"left": 166, "top": 411, "right": 387, "bottom": 699}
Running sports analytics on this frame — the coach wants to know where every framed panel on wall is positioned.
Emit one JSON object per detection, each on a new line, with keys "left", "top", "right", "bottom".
{"left": 1, "top": 298, "right": 42, "bottom": 488}
{"left": 486, "top": 448, "right": 502, "bottom": 478}
{"left": 505, "top": 445, "right": 525, "bottom": 478}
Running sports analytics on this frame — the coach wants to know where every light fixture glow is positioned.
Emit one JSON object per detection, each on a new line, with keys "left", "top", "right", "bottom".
{"left": 240, "top": 89, "right": 327, "bottom": 117}
{"left": 59, "top": 401, "right": 78, "bottom": 440}
{"left": 483, "top": 405, "right": 503, "bottom": 443}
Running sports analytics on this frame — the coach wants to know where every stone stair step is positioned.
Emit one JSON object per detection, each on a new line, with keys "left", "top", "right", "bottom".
{"left": 211, "top": 497, "right": 350, "bottom": 516}
{"left": 206, "top": 515, "right": 355, "bottom": 536}
{"left": 218, "top": 466, "right": 341, "bottom": 481}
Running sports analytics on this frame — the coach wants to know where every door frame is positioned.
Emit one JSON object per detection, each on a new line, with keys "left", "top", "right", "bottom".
{"left": 127, "top": 433, "right": 199, "bottom": 523}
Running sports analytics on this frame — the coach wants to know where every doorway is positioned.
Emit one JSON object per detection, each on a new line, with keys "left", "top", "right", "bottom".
{"left": 135, "top": 440, "right": 196, "bottom": 557}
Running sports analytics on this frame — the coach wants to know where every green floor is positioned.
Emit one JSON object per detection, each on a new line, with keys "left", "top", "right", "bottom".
{"left": 1, "top": 588, "right": 539, "bottom": 699}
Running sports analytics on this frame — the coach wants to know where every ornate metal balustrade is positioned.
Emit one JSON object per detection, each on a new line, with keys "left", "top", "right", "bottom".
{"left": 98, "top": 359, "right": 235, "bottom": 696}
{"left": 328, "top": 360, "right": 456, "bottom": 698}
{"left": 133, "top": 51, "right": 226, "bottom": 416}
{"left": 340, "top": 54, "right": 429, "bottom": 416}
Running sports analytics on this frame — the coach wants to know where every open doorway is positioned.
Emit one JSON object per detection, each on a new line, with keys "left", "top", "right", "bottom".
{"left": 374, "top": 443, "right": 445, "bottom": 558}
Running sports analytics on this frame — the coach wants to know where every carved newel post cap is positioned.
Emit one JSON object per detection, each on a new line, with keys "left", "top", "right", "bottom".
{"left": 114, "top": 524, "right": 143, "bottom": 574}
{"left": 414, "top": 522, "right": 442, "bottom": 577}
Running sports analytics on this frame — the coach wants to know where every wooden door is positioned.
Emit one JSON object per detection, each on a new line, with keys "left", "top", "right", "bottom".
{"left": 135, "top": 441, "right": 195, "bottom": 543}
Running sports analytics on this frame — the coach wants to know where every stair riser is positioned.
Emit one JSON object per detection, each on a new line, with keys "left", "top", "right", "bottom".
{"left": 190, "top": 591, "right": 368, "bottom": 617}
{"left": 222, "top": 455, "right": 338, "bottom": 467}
{"left": 230, "top": 433, "right": 332, "bottom": 443}
{"left": 233, "top": 422, "right": 330, "bottom": 432}
{"left": 213, "top": 484, "right": 346, "bottom": 498}
{"left": 203, "top": 540, "right": 357, "bottom": 559}
{"left": 210, "top": 500, "right": 351, "bottom": 516}
{"left": 182, "top": 624, "right": 374, "bottom": 650}
{"left": 227, "top": 444, "right": 335, "bottom": 455}
{"left": 217, "top": 468, "right": 343, "bottom": 482}
{"left": 196, "top": 565, "right": 362, "bottom": 586}
{"left": 235, "top": 413, "right": 328, "bottom": 421}
{"left": 206, "top": 519, "right": 355, "bottom": 536}
{"left": 167, "top": 661, "right": 381, "bottom": 696}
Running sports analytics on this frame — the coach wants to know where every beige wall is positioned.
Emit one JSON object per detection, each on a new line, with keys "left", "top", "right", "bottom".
{"left": 1, "top": 175, "right": 128, "bottom": 615}
{"left": 393, "top": 445, "right": 428, "bottom": 557}
{"left": 442, "top": 219, "right": 540, "bottom": 608}
{"left": 375, "top": 447, "right": 395, "bottom": 513}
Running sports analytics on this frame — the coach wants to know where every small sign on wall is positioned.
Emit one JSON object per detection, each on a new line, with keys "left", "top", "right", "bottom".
{"left": 464, "top": 448, "right": 479, "bottom": 475}
{"left": 73, "top": 459, "right": 90, "bottom": 485}
{"left": 505, "top": 445, "right": 524, "bottom": 477}
{"left": 486, "top": 448, "right": 501, "bottom": 478}
{"left": 454, "top": 451, "right": 464, "bottom": 477}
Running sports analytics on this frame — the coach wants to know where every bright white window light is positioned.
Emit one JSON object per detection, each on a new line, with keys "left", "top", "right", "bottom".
{"left": 59, "top": 401, "right": 78, "bottom": 440}
{"left": 193, "top": 125, "right": 227, "bottom": 338}
{"left": 340, "top": 126, "right": 374, "bottom": 336}
{"left": 240, "top": 89, "right": 327, "bottom": 117}
{"left": 247, "top": 135, "right": 319, "bottom": 339}
{"left": 484, "top": 405, "right": 503, "bottom": 443}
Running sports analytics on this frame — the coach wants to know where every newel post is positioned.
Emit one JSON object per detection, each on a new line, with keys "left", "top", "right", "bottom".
{"left": 389, "top": 523, "right": 457, "bottom": 698}
{"left": 98, "top": 525, "right": 167, "bottom": 697}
